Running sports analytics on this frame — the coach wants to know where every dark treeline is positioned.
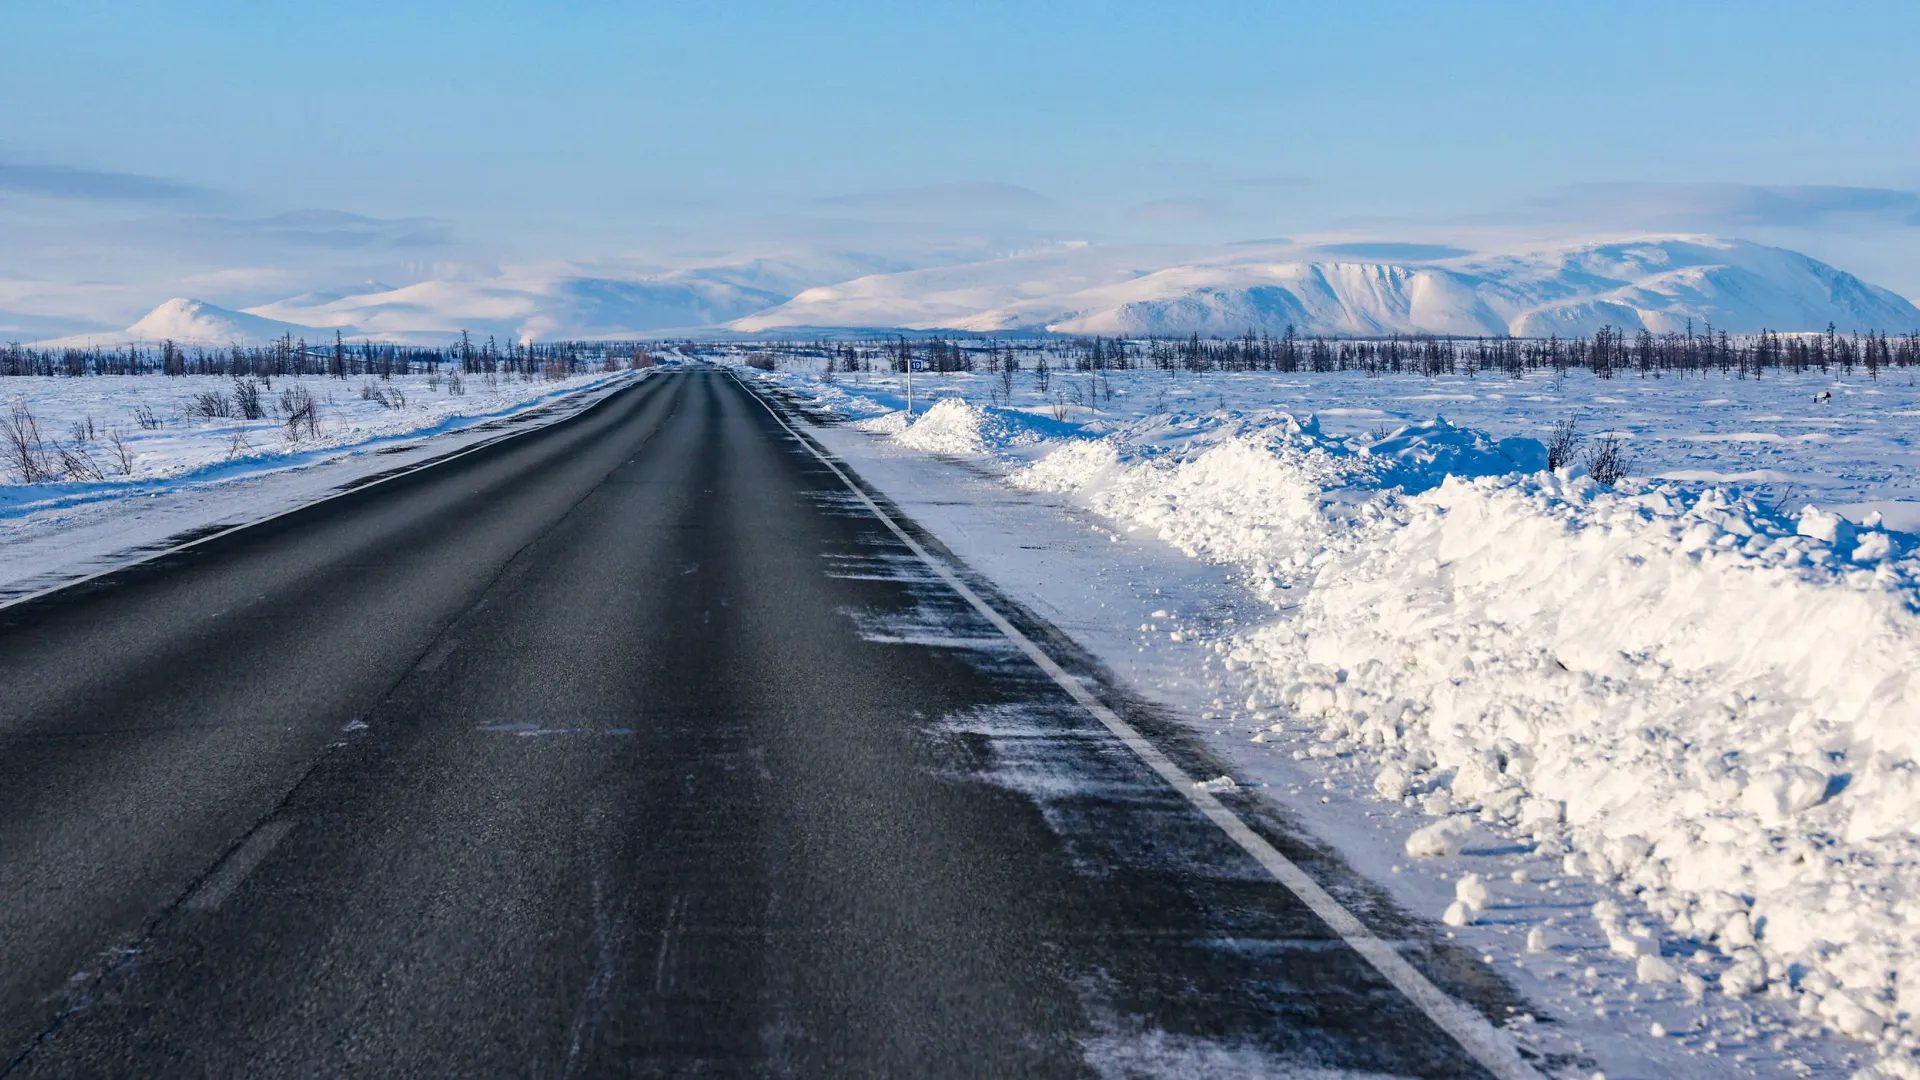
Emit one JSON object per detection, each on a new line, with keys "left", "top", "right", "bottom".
{"left": 710, "top": 323, "right": 1920, "bottom": 381}
{"left": 1, "top": 331, "right": 651, "bottom": 379}
{"left": 14, "top": 324, "right": 1920, "bottom": 381}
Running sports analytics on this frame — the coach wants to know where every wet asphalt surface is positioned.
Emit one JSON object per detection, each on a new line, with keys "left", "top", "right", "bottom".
{"left": 0, "top": 369, "right": 1529, "bottom": 1077}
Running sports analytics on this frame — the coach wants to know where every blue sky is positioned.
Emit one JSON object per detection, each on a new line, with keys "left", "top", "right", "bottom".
{"left": 4, "top": 1, "right": 1919, "bottom": 328}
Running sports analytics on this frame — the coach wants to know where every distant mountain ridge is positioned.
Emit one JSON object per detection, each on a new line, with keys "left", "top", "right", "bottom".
{"left": 31, "top": 236, "right": 1920, "bottom": 346}
{"left": 130, "top": 298, "right": 339, "bottom": 345}
{"left": 734, "top": 237, "right": 1920, "bottom": 337}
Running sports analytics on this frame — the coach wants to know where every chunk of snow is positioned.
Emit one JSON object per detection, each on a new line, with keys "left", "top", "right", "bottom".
{"left": 1404, "top": 816, "right": 1475, "bottom": 857}
{"left": 1454, "top": 872, "right": 1491, "bottom": 911}
{"left": 1373, "top": 763, "right": 1413, "bottom": 800}
{"left": 1796, "top": 505, "right": 1858, "bottom": 548}
{"left": 1741, "top": 765, "right": 1831, "bottom": 826}
{"left": 1820, "top": 990, "right": 1886, "bottom": 1038}
{"left": 1635, "top": 954, "right": 1680, "bottom": 983}
{"left": 1609, "top": 932, "right": 1661, "bottom": 959}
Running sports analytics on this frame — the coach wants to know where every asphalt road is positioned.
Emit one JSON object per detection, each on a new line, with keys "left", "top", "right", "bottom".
{"left": 0, "top": 369, "right": 1528, "bottom": 1077}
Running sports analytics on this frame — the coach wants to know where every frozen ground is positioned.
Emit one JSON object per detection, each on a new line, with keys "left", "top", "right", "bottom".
{"left": 745, "top": 359, "right": 1920, "bottom": 1079}
{"left": 0, "top": 369, "right": 644, "bottom": 599}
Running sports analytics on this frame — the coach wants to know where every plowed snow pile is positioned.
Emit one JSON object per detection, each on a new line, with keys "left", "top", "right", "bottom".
{"left": 1012, "top": 407, "right": 1920, "bottom": 1056}
{"left": 870, "top": 397, "right": 1075, "bottom": 457}
{"left": 754, "top": 360, "right": 1920, "bottom": 1070}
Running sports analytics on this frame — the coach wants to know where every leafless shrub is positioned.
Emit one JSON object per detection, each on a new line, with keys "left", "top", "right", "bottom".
{"left": 233, "top": 378, "right": 266, "bottom": 420}
{"left": 631, "top": 347, "right": 655, "bottom": 369}
{"left": 187, "top": 390, "right": 234, "bottom": 419}
{"left": 69, "top": 415, "right": 97, "bottom": 442}
{"left": 1585, "top": 433, "right": 1634, "bottom": 485}
{"left": 427, "top": 370, "right": 442, "bottom": 391}
{"left": 1545, "top": 417, "right": 1584, "bottom": 471}
{"left": 745, "top": 352, "right": 777, "bottom": 371}
{"left": 107, "top": 428, "right": 136, "bottom": 475}
{"left": 280, "top": 385, "right": 321, "bottom": 441}
{"left": 133, "top": 404, "right": 164, "bottom": 429}
{"left": 359, "top": 382, "right": 402, "bottom": 409}
{"left": 225, "top": 430, "right": 254, "bottom": 461}
{"left": 2, "top": 400, "right": 56, "bottom": 483}
{"left": 1050, "top": 390, "right": 1069, "bottom": 422}
{"left": 446, "top": 370, "right": 466, "bottom": 395}
{"left": 56, "top": 440, "right": 104, "bottom": 481}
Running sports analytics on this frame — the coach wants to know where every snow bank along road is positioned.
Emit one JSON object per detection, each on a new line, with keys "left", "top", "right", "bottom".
{"left": 0, "top": 369, "right": 1544, "bottom": 1077}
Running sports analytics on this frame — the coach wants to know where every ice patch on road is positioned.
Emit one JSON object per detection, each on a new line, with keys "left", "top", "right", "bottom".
{"left": 1081, "top": 1029, "right": 1406, "bottom": 1080}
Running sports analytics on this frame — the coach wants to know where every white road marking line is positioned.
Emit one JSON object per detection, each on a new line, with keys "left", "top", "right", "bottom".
{"left": 736, "top": 372, "right": 1544, "bottom": 1080}
{"left": 0, "top": 372, "right": 651, "bottom": 614}
{"left": 184, "top": 819, "right": 295, "bottom": 912}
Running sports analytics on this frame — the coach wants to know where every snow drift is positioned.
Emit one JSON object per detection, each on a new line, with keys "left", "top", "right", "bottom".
{"left": 811, "top": 373, "right": 1920, "bottom": 1058}
{"left": 1005, "top": 406, "right": 1920, "bottom": 1050}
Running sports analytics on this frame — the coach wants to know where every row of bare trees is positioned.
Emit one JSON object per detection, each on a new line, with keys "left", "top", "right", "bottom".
{"left": 0, "top": 335, "right": 656, "bottom": 380}
{"left": 686, "top": 324, "right": 1920, "bottom": 382}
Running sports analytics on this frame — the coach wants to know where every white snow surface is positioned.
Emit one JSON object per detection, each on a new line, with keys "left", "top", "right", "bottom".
{"left": 751, "top": 358, "right": 1920, "bottom": 1076}
{"left": 0, "top": 369, "right": 640, "bottom": 598}
{"left": 734, "top": 236, "right": 1920, "bottom": 337}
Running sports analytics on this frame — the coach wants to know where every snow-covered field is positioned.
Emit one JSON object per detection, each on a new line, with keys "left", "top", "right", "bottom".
{"left": 0, "top": 370, "right": 627, "bottom": 515}
{"left": 0, "top": 369, "right": 640, "bottom": 597}
{"left": 745, "top": 358, "right": 1920, "bottom": 1078}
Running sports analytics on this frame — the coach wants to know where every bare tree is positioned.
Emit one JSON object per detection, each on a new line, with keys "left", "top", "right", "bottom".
{"left": 107, "top": 428, "right": 137, "bottom": 475}
{"left": 1546, "top": 417, "right": 1584, "bottom": 470}
{"left": 56, "top": 440, "right": 104, "bottom": 481}
{"left": 280, "top": 385, "right": 321, "bottom": 440}
{"left": 233, "top": 378, "right": 266, "bottom": 420}
{"left": 1585, "top": 434, "right": 1633, "bottom": 484}
{"left": 187, "top": 390, "right": 234, "bottom": 418}
{"left": 2, "top": 400, "right": 55, "bottom": 482}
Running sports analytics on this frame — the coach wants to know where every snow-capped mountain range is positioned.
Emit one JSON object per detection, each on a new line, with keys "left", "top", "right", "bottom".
{"left": 34, "top": 236, "right": 1920, "bottom": 346}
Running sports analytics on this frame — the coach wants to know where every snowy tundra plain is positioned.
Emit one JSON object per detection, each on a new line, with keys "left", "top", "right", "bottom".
{"left": 0, "top": 369, "right": 639, "bottom": 597}
{"left": 742, "top": 357, "right": 1920, "bottom": 1079}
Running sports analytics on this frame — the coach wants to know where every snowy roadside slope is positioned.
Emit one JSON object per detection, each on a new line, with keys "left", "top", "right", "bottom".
{"left": 0, "top": 370, "right": 641, "bottom": 599}
{"left": 1019, "top": 409, "right": 1920, "bottom": 1044}
{"left": 745, "top": 363, "right": 1920, "bottom": 1075}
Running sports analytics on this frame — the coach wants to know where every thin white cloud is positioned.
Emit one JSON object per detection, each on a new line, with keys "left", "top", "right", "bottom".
{"left": 1526, "top": 183, "right": 1920, "bottom": 230}
{"left": 1127, "top": 198, "right": 1218, "bottom": 223}
{"left": 813, "top": 182, "right": 1054, "bottom": 216}
{"left": 0, "top": 157, "right": 211, "bottom": 202}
